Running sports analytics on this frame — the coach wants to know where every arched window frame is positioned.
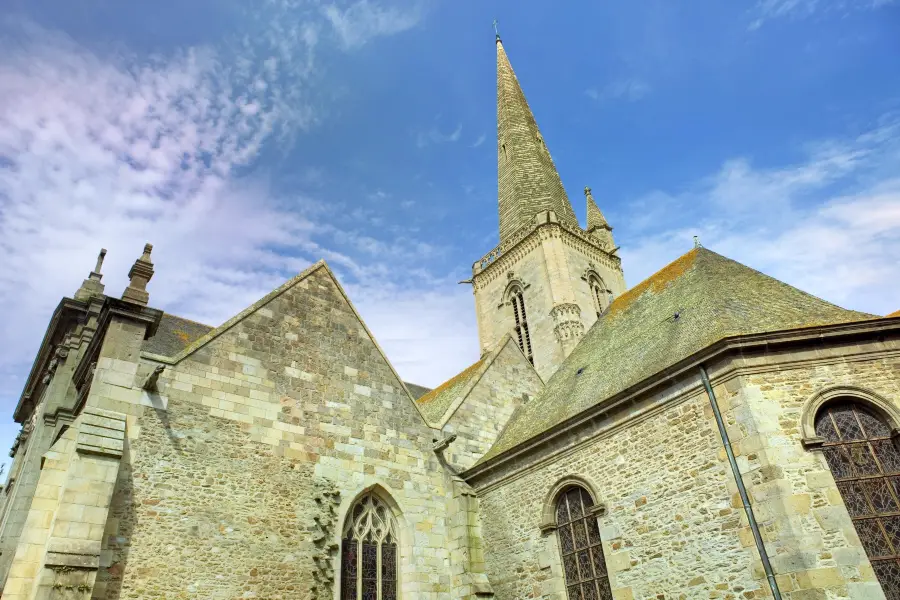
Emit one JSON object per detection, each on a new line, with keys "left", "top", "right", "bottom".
{"left": 802, "top": 387, "right": 900, "bottom": 596}
{"left": 588, "top": 274, "right": 608, "bottom": 319}
{"left": 503, "top": 280, "right": 533, "bottom": 365}
{"left": 337, "top": 485, "right": 405, "bottom": 600}
{"left": 538, "top": 477, "right": 612, "bottom": 600}
{"left": 800, "top": 385, "right": 900, "bottom": 449}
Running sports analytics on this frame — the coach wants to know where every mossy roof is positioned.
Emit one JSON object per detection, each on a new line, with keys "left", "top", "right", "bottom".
{"left": 142, "top": 314, "right": 214, "bottom": 357}
{"left": 479, "top": 247, "right": 877, "bottom": 464}
{"left": 415, "top": 358, "right": 486, "bottom": 424}
{"left": 888, "top": 310, "right": 900, "bottom": 318}
{"left": 404, "top": 382, "right": 432, "bottom": 400}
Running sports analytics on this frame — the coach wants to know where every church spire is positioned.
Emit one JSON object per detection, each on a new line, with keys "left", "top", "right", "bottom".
{"left": 496, "top": 36, "right": 578, "bottom": 243}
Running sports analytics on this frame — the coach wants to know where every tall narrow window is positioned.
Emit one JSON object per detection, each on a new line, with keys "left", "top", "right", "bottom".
{"left": 816, "top": 401, "right": 900, "bottom": 598}
{"left": 588, "top": 276, "right": 607, "bottom": 318}
{"left": 556, "top": 486, "right": 612, "bottom": 600}
{"left": 341, "top": 492, "right": 399, "bottom": 600}
{"left": 510, "top": 287, "right": 533, "bottom": 364}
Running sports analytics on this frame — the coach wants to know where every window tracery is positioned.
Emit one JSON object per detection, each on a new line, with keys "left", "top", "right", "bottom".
{"left": 815, "top": 400, "right": 900, "bottom": 598}
{"left": 508, "top": 285, "right": 533, "bottom": 364}
{"left": 341, "top": 492, "right": 398, "bottom": 600}
{"left": 556, "top": 486, "right": 612, "bottom": 600}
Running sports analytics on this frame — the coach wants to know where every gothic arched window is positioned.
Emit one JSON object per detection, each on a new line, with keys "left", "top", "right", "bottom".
{"left": 556, "top": 486, "right": 613, "bottom": 600}
{"left": 341, "top": 492, "right": 399, "bottom": 600}
{"left": 587, "top": 275, "right": 607, "bottom": 318}
{"left": 509, "top": 286, "right": 533, "bottom": 364}
{"left": 815, "top": 400, "right": 900, "bottom": 597}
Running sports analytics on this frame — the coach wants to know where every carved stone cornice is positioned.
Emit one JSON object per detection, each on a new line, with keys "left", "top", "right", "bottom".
{"left": 463, "top": 318, "right": 900, "bottom": 492}
{"left": 13, "top": 298, "right": 89, "bottom": 423}
{"left": 472, "top": 221, "right": 619, "bottom": 291}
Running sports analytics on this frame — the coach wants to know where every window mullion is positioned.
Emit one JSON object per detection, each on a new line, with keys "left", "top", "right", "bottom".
{"left": 356, "top": 538, "right": 362, "bottom": 600}
{"left": 377, "top": 543, "right": 383, "bottom": 600}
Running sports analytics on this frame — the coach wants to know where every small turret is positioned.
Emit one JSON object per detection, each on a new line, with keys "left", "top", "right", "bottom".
{"left": 73, "top": 248, "right": 107, "bottom": 301}
{"left": 585, "top": 187, "right": 615, "bottom": 251}
{"left": 121, "top": 243, "right": 155, "bottom": 306}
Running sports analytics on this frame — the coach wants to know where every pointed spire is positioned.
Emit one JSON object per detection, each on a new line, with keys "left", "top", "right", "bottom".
{"left": 585, "top": 187, "right": 609, "bottom": 231}
{"left": 122, "top": 243, "right": 155, "bottom": 306}
{"left": 585, "top": 187, "right": 615, "bottom": 250}
{"left": 497, "top": 36, "right": 578, "bottom": 243}
{"left": 74, "top": 248, "right": 107, "bottom": 301}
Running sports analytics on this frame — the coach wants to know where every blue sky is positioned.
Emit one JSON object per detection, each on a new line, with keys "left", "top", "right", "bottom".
{"left": 1, "top": 0, "right": 899, "bottom": 470}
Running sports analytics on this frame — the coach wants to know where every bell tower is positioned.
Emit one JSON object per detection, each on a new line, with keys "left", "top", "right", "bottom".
{"left": 470, "top": 33, "right": 626, "bottom": 380}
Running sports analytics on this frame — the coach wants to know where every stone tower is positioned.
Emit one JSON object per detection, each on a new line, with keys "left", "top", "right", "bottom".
{"left": 471, "top": 35, "right": 626, "bottom": 380}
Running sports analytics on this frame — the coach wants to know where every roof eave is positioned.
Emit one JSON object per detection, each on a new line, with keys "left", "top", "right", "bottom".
{"left": 463, "top": 317, "right": 900, "bottom": 486}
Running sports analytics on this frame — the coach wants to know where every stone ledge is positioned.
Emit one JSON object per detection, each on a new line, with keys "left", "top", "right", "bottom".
{"left": 45, "top": 537, "right": 101, "bottom": 569}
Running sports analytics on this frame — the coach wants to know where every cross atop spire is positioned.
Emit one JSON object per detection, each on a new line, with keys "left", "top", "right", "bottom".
{"left": 493, "top": 19, "right": 501, "bottom": 41}
{"left": 496, "top": 38, "right": 578, "bottom": 243}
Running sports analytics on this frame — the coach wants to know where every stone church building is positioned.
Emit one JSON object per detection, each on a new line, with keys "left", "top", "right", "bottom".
{"left": 2, "top": 34, "right": 900, "bottom": 600}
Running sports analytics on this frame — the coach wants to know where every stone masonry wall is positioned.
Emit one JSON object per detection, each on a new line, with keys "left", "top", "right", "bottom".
{"left": 100, "top": 266, "right": 459, "bottom": 599}
{"left": 713, "top": 341, "right": 900, "bottom": 599}
{"left": 473, "top": 224, "right": 625, "bottom": 382}
{"left": 473, "top": 232, "right": 559, "bottom": 378}
{"left": 476, "top": 388, "right": 766, "bottom": 600}
{"left": 442, "top": 341, "right": 544, "bottom": 471}
{"left": 100, "top": 397, "right": 322, "bottom": 599}
{"left": 561, "top": 240, "right": 625, "bottom": 331}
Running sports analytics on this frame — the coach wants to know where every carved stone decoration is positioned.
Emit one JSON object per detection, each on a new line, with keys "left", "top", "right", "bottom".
{"left": 550, "top": 303, "right": 585, "bottom": 343}
{"left": 309, "top": 478, "right": 341, "bottom": 599}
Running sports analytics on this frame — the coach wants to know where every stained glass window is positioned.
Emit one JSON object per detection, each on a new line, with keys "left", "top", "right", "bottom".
{"left": 815, "top": 401, "right": 900, "bottom": 599}
{"left": 509, "top": 286, "right": 533, "bottom": 364}
{"left": 555, "top": 486, "right": 613, "bottom": 600}
{"left": 340, "top": 492, "right": 399, "bottom": 600}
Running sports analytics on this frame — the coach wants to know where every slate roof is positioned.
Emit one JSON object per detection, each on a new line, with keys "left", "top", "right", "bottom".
{"left": 415, "top": 358, "right": 486, "bottom": 424}
{"left": 478, "top": 247, "right": 877, "bottom": 464}
{"left": 142, "top": 314, "right": 214, "bottom": 356}
{"left": 404, "top": 382, "right": 432, "bottom": 400}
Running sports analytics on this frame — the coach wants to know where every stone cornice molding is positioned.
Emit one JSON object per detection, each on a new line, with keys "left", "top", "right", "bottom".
{"left": 472, "top": 221, "right": 619, "bottom": 289}
{"left": 799, "top": 384, "right": 900, "bottom": 449}
{"left": 13, "top": 298, "right": 88, "bottom": 423}
{"left": 463, "top": 318, "right": 900, "bottom": 491}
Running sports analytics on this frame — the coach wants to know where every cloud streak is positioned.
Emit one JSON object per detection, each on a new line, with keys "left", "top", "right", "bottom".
{"left": 620, "top": 116, "right": 900, "bottom": 316}
{"left": 585, "top": 78, "right": 651, "bottom": 103}
{"left": 0, "top": 8, "right": 476, "bottom": 471}
{"left": 748, "top": 0, "right": 898, "bottom": 29}
{"left": 323, "top": 0, "right": 421, "bottom": 49}
{"left": 416, "top": 123, "right": 463, "bottom": 147}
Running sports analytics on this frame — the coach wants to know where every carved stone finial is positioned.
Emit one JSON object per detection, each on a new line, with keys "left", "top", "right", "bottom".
{"left": 584, "top": 186, "right": 592, "bottom": 197}
{"left": 74, "top": 247, "right": 108, "bottom": 301}
{"left": 122, "top": 242, "right": 155, "bottom": 306}
{"left": 94, "top": 248, "right": 107, "bottom": 275}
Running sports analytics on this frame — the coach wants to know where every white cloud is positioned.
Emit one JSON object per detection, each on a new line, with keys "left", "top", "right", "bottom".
{"left": 748, "top": 0, "right": 897, "bottom": 29}
{"left": 471, "top": 133, "right": 487, "bottom": 148}
{"left": 619, "top": 117, "right": 900, "bottom": 316}
{"left": 585, "top": 78, "right": 651, "bottom": 103}
{"left": 416, "top": 123, "right": 463, "bottom": 148}
{"left": 323, "top": 0, "right": 420, "bottom": 50}
{"left": 0, "top": 13, "right": 475, "bottom": 470}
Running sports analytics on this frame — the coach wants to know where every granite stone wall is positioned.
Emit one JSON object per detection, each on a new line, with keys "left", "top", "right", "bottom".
{"left": 441, "top": 340, "right": 544, "bottom": 471}
{"left": 714, "top": 340, "right": 900, "bottom": 599}
{"left": 472, "top": 222, "right": 625, "bottom": 382}
{"left": 94, "top": 265, "right": 466, "bottom": 599}
{"left": 476, "top": 387, "right": 765, "bottom": 600}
